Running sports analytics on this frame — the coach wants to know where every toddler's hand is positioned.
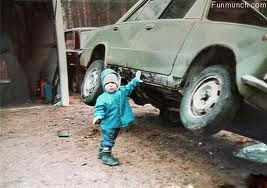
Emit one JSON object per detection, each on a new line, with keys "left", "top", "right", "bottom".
{"left": 135, "top": 71, "right": 143, "bottom": 83}
{"left": 264, "top": 73, "right": 267, "bottom": 82}
{"left": 262, "top": 33, "right": 267, "bottom": 41}
{"left": 93, "top": 116, "right": 101, "bottom": 125}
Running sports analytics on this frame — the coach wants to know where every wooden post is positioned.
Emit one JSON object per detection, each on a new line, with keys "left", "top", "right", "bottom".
{"left": 52, "top": 0, "right": 69, "bottom": 106}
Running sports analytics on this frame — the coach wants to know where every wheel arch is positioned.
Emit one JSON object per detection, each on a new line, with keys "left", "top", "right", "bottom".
{"left": 81, "top": 43, "right": 108, "bottom": 70}
{"left": 182, "top": 45, "right": 237, "bottom": 87}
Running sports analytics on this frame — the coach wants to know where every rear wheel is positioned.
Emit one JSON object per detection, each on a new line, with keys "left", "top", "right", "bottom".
{"left": 71, "top": 69, "right": 83, "bottom": 93}
{"left": 81, "top": 60, "right": 104, "bottom": 105}
{"left": 180, "top": 65, "right": 240, "bottom": 135}
{"left": 159, "top": 108, "right": 181, "bottom": 126}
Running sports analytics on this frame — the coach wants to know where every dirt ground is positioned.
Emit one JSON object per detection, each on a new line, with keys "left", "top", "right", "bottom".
{"left": 1, "top": 94, "right": 267, "bottom": 188}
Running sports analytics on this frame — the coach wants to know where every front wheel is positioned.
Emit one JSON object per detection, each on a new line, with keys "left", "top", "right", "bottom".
{"left": 180, "top": 65, "right": 240, "bottom": 135}
{"left": 81, "top": 60, "right": 104, "bottom": 106}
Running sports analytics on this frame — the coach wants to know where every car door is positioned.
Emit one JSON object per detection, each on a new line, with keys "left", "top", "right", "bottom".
{"left": 105, "top": 1, "right": 149, "bottom": 68}
{"left": 105, "top": 0, "right": 171, "bottom": 69}
{"left": 106, "top": 22, "right": 145, "bottom": 68}
{"left": 126, "top": 0, "right": 198, "bottom": 75}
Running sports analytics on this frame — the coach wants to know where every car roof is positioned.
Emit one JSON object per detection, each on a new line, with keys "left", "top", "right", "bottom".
{"left": 64, "top": 27, "right": 97, "bottom": 32}
{"left": 117, "top": 0, "right": 267, "bottom": 23}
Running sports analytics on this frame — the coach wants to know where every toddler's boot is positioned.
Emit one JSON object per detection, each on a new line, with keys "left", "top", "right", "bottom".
{"left": 101, "top": 148, "right": 119, "bottom": 166}
{"left": 98, "top": 147, "right": 103, "bottom": 159}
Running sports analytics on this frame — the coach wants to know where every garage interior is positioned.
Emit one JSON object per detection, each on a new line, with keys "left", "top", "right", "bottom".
{"left": 0, "top": 0, "right": 138, "bottom": 108}
{"left": 0, "top": 0, "right": 62, "bottom": 107}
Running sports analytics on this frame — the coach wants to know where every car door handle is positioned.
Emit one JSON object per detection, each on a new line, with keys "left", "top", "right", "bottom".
{"left": 113, "top": 26, "right": 119, "bottom": 31}
{"left": 145, "top": 25, "right": 154, "bottom": 30}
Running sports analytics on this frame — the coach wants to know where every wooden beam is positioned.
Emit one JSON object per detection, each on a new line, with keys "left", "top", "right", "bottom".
{"left": 52, "top": 0, "right": 69, "bottom": 106}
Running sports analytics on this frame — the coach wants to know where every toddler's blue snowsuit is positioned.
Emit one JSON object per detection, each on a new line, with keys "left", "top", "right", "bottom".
{"left": 94, "top": 69, "right": 140, "bottom": 149}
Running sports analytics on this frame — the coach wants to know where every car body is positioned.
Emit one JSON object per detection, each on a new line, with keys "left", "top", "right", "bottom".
{"left": 80, "top": 0, "right": 267, "bottom": 134}
{"left": 64, "top": 27, "right": 96, "bottom": 92}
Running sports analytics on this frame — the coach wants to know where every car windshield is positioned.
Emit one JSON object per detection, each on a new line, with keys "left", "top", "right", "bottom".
{"left": 245, "top": 0, "right": 267, "bottom": 17}
{"left": 208, "top": 0, "right": 267, "bottom": 27}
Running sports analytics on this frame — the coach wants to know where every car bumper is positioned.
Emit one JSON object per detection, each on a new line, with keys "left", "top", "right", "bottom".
{"left": 242, "top": 75, "right": 267, "bottom": 94}
{"left": 66, "top": 49, "right": 82, "bottom": 56}
{"left": 241, "top": 75, "right": 267, "bottom": 111}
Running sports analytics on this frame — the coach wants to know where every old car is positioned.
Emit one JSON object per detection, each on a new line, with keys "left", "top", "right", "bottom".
{"left": 64, "top": 27, "right": 96, "bottom": 92}
{"left": 80, "top": 0, "right": 267, "bottom": 134}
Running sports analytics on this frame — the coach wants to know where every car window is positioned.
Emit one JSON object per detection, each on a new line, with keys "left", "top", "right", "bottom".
{"left": 160, "top": 0, "right": 198, "bottom": 19}
{"left": 208, "top": 0, "right": 267, "bottom": 27}
{"left": 126, "top": 1, "right": 148, "bottom": 22}
{"left": 135, "top": 0, "right": 172, "bottom": 21}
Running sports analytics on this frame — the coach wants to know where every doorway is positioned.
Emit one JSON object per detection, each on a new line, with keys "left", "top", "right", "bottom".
{"left": 0, "top": 0, "right": 58, "bottom": 107}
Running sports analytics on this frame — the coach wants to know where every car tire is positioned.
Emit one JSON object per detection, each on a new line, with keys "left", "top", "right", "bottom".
{"left": 81, "top": 60, "right": 104, "bottom": 106}
{"left": 71, "top": 72, "right": 80, "bottom": 93}
{"left": 180, "top": 65, "right": 240, "bottom": 135}
{"left": 159, "top": 108, "right": 181, "bottom": 126}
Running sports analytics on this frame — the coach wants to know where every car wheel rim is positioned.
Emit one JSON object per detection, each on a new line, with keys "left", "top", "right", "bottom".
{"left": 189, "top": 76, "right": 222, "bottom": 117}
{"left": 83, "top": 68, "right": 99, "bottom": 96}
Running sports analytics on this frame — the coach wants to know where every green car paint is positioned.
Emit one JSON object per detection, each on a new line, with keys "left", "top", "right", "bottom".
{"left": 80, "top": 0, "right": 267, "bottom": 111}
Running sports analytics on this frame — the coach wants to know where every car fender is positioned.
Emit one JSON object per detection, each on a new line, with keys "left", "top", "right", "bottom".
{"left": 79, "top": 26, "right": 110, "bottom": 67}
{"left": 80, "top": 42, "right": 109, "bottom": 68}
{"left": 80, "top": 47, "right": 93, "bottom": 67}
{"left": 171, "top": 22, "right": 267, "bottom": 94}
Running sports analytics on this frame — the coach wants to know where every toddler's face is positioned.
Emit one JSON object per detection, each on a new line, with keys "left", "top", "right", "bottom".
{"left": 104, "top": 82, "right": 117, "bottom": 93}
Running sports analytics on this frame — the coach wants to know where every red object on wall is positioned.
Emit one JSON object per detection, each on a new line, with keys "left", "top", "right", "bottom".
{"left": 0, "top": 60, "right": 8, "bottom": 80}
{"left": 39, "top": 80, "right": 46, "bottom": 98}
